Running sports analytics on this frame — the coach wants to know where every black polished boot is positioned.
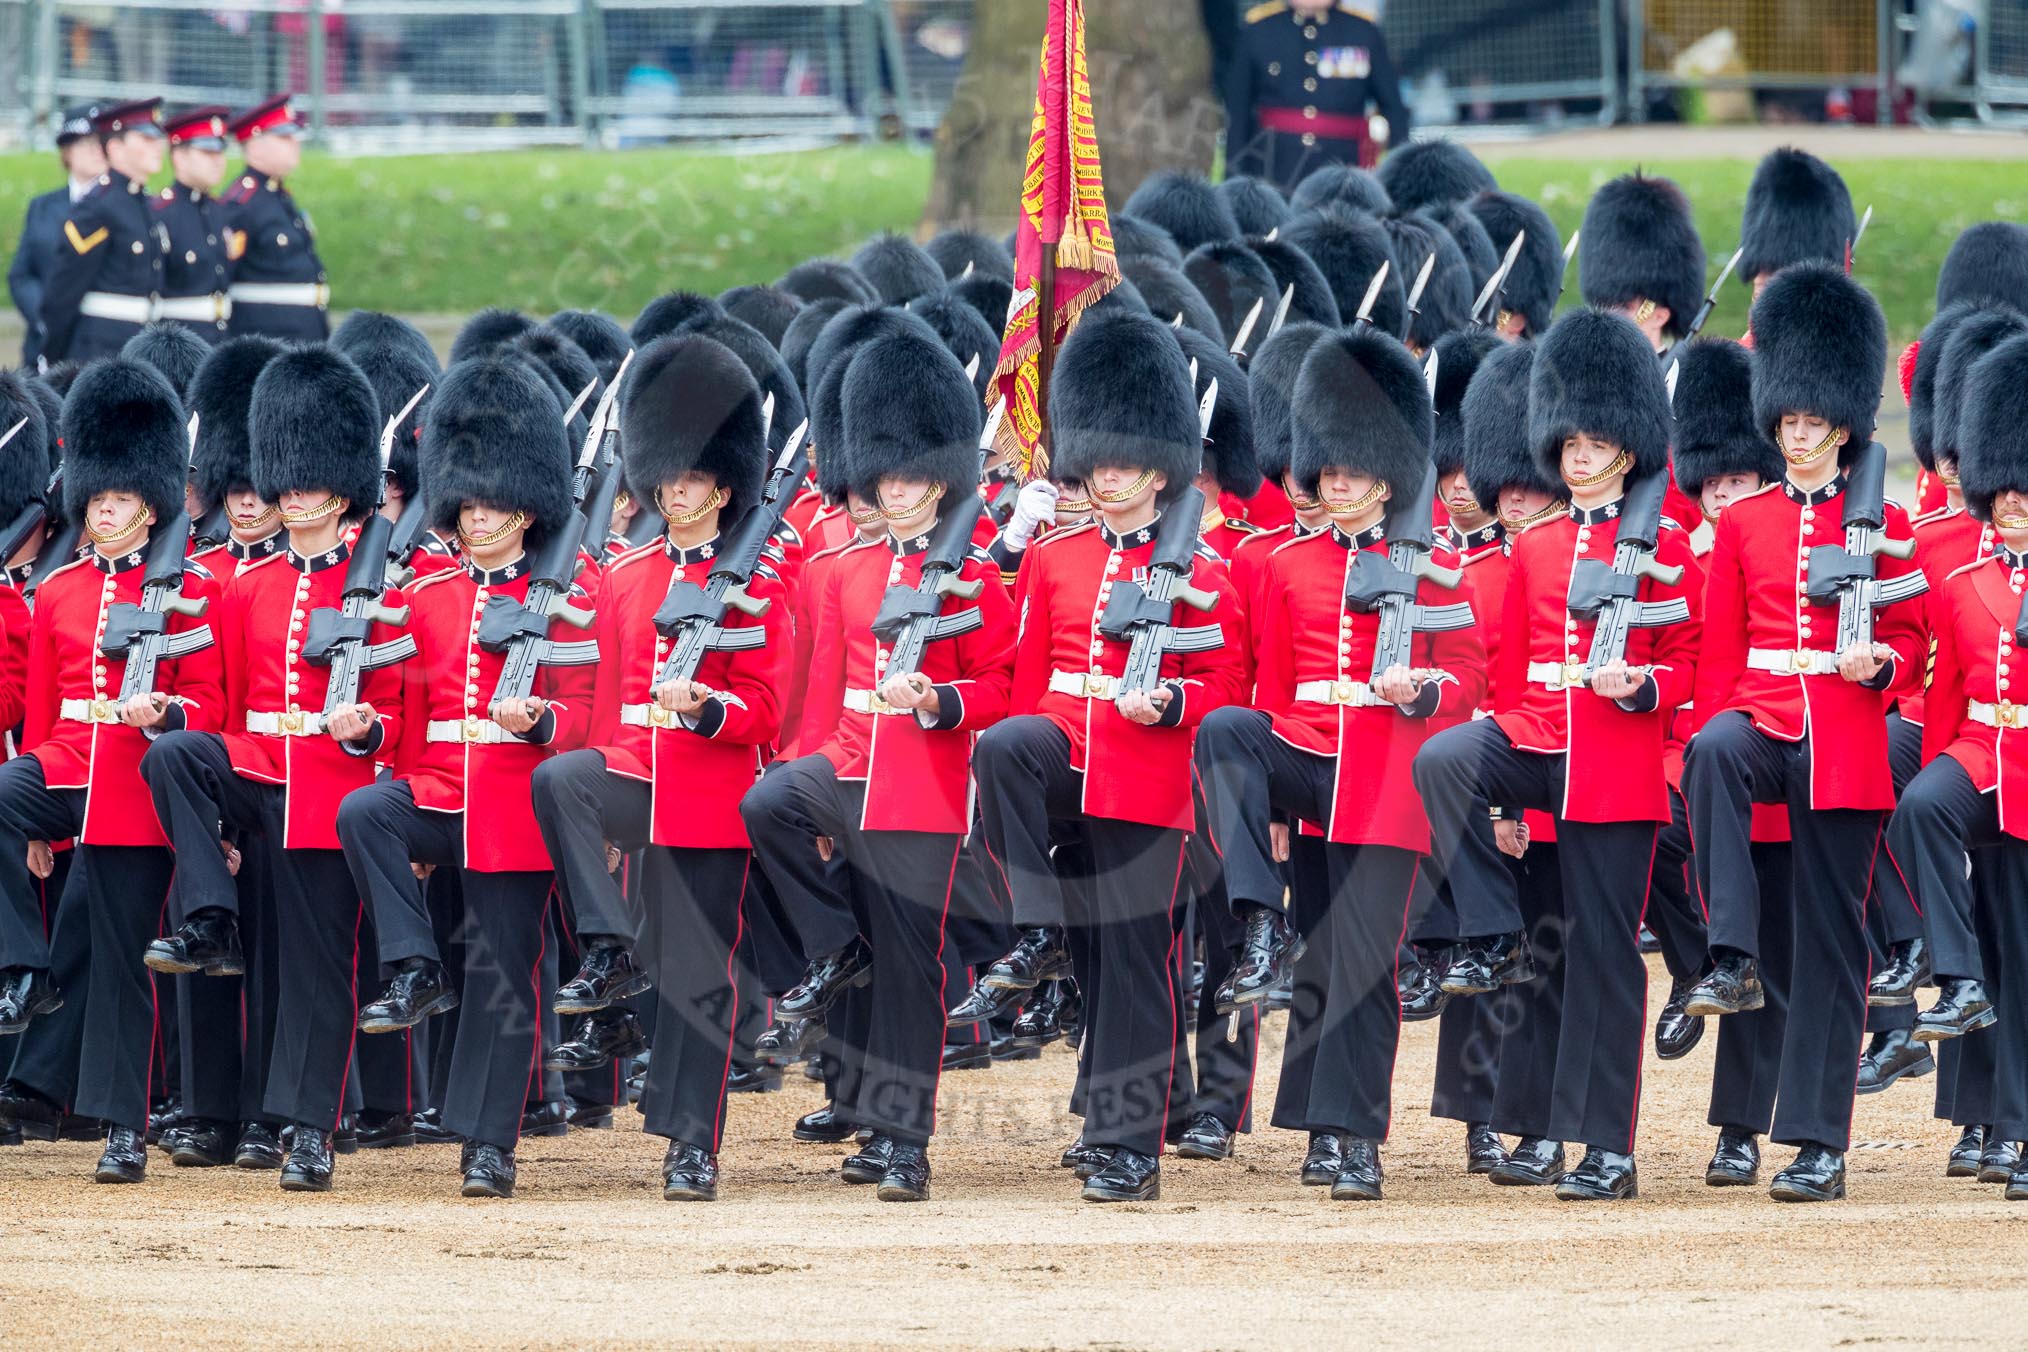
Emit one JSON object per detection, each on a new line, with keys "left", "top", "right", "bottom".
{"left": 978, "top": 927, "right": 1071, "bottom": 993}
{"left": 279, "top": 1125, "right": 335, "bottom": 1192}
{"left": 1769, "top": 1143, "right": 1846, "bottom": 1202}
{"left": 774, "top": 937, "right": 875, "bottom": 1021}
{"left": 0, "top": 967, "right": 62, "bottom": 1034}
{"left": 1329, "top": 1139, "right": 1384, "bottom": 1201}
{"left": 1081, "top": 1148, "right": 1159, "bottom": 1202}
{"left": 460, "top": 1141, "right": 516, "bottom": 1198}
{"left": 0, "top": 1079, "right": 64, "bottom": 1141}
{"left": 1948, "top": 1124, "right": 1987, "bottom": 1177}
{"left": 841, "top": 1134, "right": 895, "bottom": 1185}
{"left": 1061, "top": 1139, "right": 1113, "bottom": 1180}
{"left": 877, "top": 1143, "right": 931, "bottom": 1202}
{"left": 1487, "top": 1136, "right": 1565, "bottom": 1186}
{"left": 754, "top": 1015, "right": 828, "bottom": 1065}
{"left": 1913, "top": 977, "right": 1997, "bottom": 1041}
{"left": 1682, "top": 953, "right": 1763, "bottom": 1016}
{"left": 94, "top": 1125, "right": 147, "bottom": 1183}
{"left": 355, "top": 1110, "right": 417, "bottom": 1149}
{"left": 1555, "top": 1148, "right": 1637, "bottom": 1201}
{"left": 234, "top": 1122, "right": 285, "bottom": 1170}
{"left": 1213, "top": 904, "right": 1300, "bottom": 1014}
{"left": 169, "top": 1118, "right": 232, "bottom": 1167}
{"left": 1704, "top": 1128, "right": 1760, "bottom": 1186}
{"left": 1440, "top": 932, "right": 1532, "bottom": 996}
{"left": 1465, "top": 1122, "right": 1507, "bottom": 1175}
{"left": 545, "top": 1008, "right": 648, "bottom": 1072}
{"left": 357, "top": 957, "right": 459, "bottom": 1034}
{"left": 1398, "top": 959, "right": 1448, "bottom": 1022}
{"left": 1174, "top": 1111, "right": 1235, "bottom": 1161}
{"left": 521, "top": 1100, "right": 570, "bottom": 1137}
{"left": 662, "top": 1141, "right": 719, "bottom": 1201}
{"left": 946, "top": 980, "right": 1023, "bottom": 1028}
{"left": 1856, "top": 1027, "right": 1934, "bottom": 1093}
{"left": 1010, "top": 981, "right": 1068, "bottom": 1048}
{"left": 552, "top": 942, "right": 651, "bottom": 1015}
{"left": 726, "top": 1061, "right": 783, "bottom": 1094}
{"left": 1653, "top": 976, "right": 1705, "bottom": 1060}
{"left": 1301, "top": 1131, "right": 1348, "bottom": 1186}
{"left": 1978, "top": 1136, "right": 2021, "bottom": 1185}
{"left": 1866, "top": 936, "right": 1930, "bottom": 1007}
{"left": 793, "top": 1104, "right": 857, "bottom": 1144}
{"left": 141, "top": 908, "right": 244, "bottom": 977}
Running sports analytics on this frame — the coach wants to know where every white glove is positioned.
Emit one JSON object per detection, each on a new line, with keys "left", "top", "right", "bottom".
{"left": 1000, "top": 479, "right": 1060, "bottom": 552}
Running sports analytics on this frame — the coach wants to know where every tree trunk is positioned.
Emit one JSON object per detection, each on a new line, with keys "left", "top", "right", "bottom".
{"left": 920, "top": 0, "right": 1220, "bottom": 233}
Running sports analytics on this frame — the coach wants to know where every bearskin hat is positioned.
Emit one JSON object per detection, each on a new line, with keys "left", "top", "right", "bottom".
{"left": 841, "top": 328, "right": 982, "bottom": 501}
{"left": 1383, "top": 211, "right": 1474, "bottom": 348}
{"left": 1121, "top": 254, "right": 1223, "bottom": 341}
{"left": 1107, "top": 213, "right": 1184, "bottom": 267}
{"left": 329, "top": 317, "right": 438, "bottom": 502}
{"left": 0, "top": 370, "right": 51, "bottom": 524}
{"left": 1048, "top": 308, "right": 1199, "bottom": 504}
{"left": 1291, "top": 327, "right": 1429, "bottom": 498}
{"left": 717, "top": 284, "right": 803, "bottom": 351}
{"left": 1738, "top": 147, "right": 1857, "bottom": 285}
{"left": 1091, "top": 275, "right": 1151, "bottom": 318}
{"left": 1175, "top": 327, "right": 1260, "bottom": 499}
{"left": 926, "top": 226, "right": 1014, "bottom": 283}
{"left": 851, "top": 233, "right": 945, "bottom": 305}
{"left": 1182, "top": 241, "right": 1281, "bottom": 350}
{"left": 1433, "top": 200, "right": 1498, "bottom": 291}
{"left": 1465, "top": 190, "right": 1564, "bottom": 337}
{"left": 779, "top": 257, "right": 879, "bottom": 307}
{"left": 1218, "top": 175, "right": 1290, "bottom": 238}
{"left": 421, "top": 355, "right": 574, "bottom": 550}
{"left": 1290, "top": 163, "right": 1392, "bottom": 215}
{"left": 514, "top": 328, "right": 601, "bottom": 408}
{"left": 808, "top": 307, "right": 944, "bottom": 498}
{"left": 449, "top": 307, "right": 532, "bottom": 364}
{"left": 505, "top": 347, "right": 590, "bottom": 455}
{"left": 24, "top": 377, "right": 63, "bottom": 500}
{"left": 1959, "top": 333, "right": 2028, "bottom": 522}
{"left": 1430, "top": 328, "right": 1502, "bottom": 479}
{"left": 1282, "top": 204, "right": 1405, "bottom": 337}
{"left": 249, "top": 346, "right": 382, "bottom": 522}
{"left": 333, "top": 310, "right": 438, "bottom": 371}
{"left": 1124, "top": 171, "right": 1240, "bottom": 255}
{"left": 1529, "top": 308, "right": 1673, "bottom": 487}
{"left": 187, "top": 335, "right": 288, "bottom": 509}
{"left": 908, "top": 291, "right": 999, "bottom": 402}
{"left": 1579, "top": 172, "right": 1705, "bottom": 340}
{"left": 781, "top": 296, "right": 849, "bottom": 393}
{"left": 39, "top": 361, "right": 84, "bottom": 399}
{"left": 681, "top": 314, "right": 807, "bottom": 451}
{"left": 60, "top": 358, "right": 185, "bottom": 524}
{"left": 631, "top": 291, "right": 722, "bottom": 347}
{"left": 1671, "top": 339, "right": 1780, "bottom": 495}
{"left": 619, "top": 333, "right": 766, "bottom": 517}
{"left": 540, "top": 309, "right": 632, "bottom": 387}
{"left": 1377, "top": 137, "right": 1497, "bottom": 213}
{"left": 120, "top": 323, "right": 209, "bottom": 399}
{"left": 1907, "top": 301, "right": 1982, "bottom": 473}
{"left": 1248, "top": 236, "right": 1340, "bottom": 327}
{"left": 1937, "top": 222, "right": 2028, "bottom": 314}
{"left": 1248, "top": 321, "right": 1330, "bottom": 487}
{"left": 952, "top": 271, "right": 1013, "bottom": 333}
{"left": 1933, "top": 307, "right": 2028, "bottom": 470}
{"left": 1462, "top": 341, "right": 1555, "bottom": 512}
{"left": 1748, "top": 261, "right": 1886, "bottom": 453}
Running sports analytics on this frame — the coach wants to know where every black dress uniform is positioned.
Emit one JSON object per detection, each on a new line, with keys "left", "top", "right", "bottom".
{"left": 223, "top": 97, "right": 329, "bottom": 343}
{"left": 8, "top": 103, "right": 103, "bottom": 369}
{"left": 1223, "top": 1, "right": 1410, "bottom": 191}
{"left": 39, "top": 100, "right": 168, "bottom": 365}
{"left": 150, "top": 106, "right": 235, "bottom": 345}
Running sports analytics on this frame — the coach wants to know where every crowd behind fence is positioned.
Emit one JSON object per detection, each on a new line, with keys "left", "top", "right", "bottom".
{"left": 0, "top": 0, "right": 2019, "bottom": 154}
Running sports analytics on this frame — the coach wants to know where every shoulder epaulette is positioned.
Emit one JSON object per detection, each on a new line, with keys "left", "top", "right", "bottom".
{"left": 809, "top": 538, "right": 861, "bottom": 563}
{"left": 1193, "top": 542, "right": 1221, "bottom": 563}
{"left": 605, "top": 543, "right": 659, "bottom": 575}
{"left": 237, "top": 549, "right": 289, "bottom": 576}
{"left": 1245, "top": 0, "right": 1287, "bottom": 21}
{"left": 223, "top": 176, "right": 258, "bottom": 204}
{"left": 1731, "top": 482, "right": 1781, "bottom": 506}
{"left": 1029, "top": 521, "right": 1096, "bottom": 552}
{"left": 1911, "top": 505, "right": 1953, "bottom": 528}
{"left": 1224, "top": 517, "right": 1261, "bottom": 535}
{"left": 1658, "top": 515, "right": 1683, "bottom": 533}
{"left": 1946, "top": 555, "right": 1993, "bottom": 582}
{"left": 35, "top": 554, "right": 91, "bottom": 588}
{"left": 1268, "top": 528, "right": 1330, "bottom": 559}
{"left": 405, "top": 566, "right": 462, "bottom": 594}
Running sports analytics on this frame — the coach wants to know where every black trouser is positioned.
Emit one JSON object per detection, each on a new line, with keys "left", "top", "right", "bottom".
{"left": 1978, "top": 843, "right": 2028, "bottom": 1141}
{"left": 1889, "top": 755, "right": 1997, "bottom": 984}
{"left": 1431, "top": 932, "right": 1501, "bottom": 1127}
{"left": 422, "top": 867, "right": 466, "bottom": 1116}
{"left": 947, "top": 832, "right": 1014, "bottom": 974}
{"left": 532, "top": 749, "right": 642, "bottom": 948}
{"left": 3, "top": 847, "right": 83, "bottom": 1105}
{"left": 1416, "top": 718, "right": 1658, "bottom": 1152}
{"left": 145, "top": 730, "right": 364, "bottom": 1132}
{"left": 1684, "top": 711, "right": 1879, "bottom": 1150}
{"left": 551, "top": 906, "right": 623, "bottom": 1108}
{"left": 1646, "top": 796, "right": 1710, "bottom": 984}
{"left": 337, "top": 785, "right": 444, "bottom": 976}
{"left": 973, "top": 716, "right": 1090, "bottom": 931}
{"left": 1488, "top": 844, "right": 1566, "bottom": 1141}
{"left": 1936, "top": 842, "right": 2005, "bottom": 1129}
{"left": 66, "top": 845, "right": 175, "bottom": 1133}
{"left": 335, "top": 780, "right": 552, "bottom": 1151}
{"left": 1184, "top": 770, "right": 1258, "bottom": 1132}
{"left": 176, "top": 831, "right": 276, "bottom": 1123}
{"left": 1864, "top": 713, "right": 1926, "bottom": 1035}
{"left": 1268, "top": 832, "right": 1330, "bottom": 1130}
{"left": 1708, "top": 844, "right": 1794, "bottom": 1136}
{"left": 740, "top": 861, "right": 811, "bottom": 997}
{"left": 742, "top": 755, "right": 957, "bottom": 1148}
{"left": 0, "top": 756, "right": 81, "bottom": 972}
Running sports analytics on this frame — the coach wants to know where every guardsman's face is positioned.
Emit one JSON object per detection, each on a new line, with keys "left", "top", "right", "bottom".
{"left": 1088, "top": 464, "right": 1164, "bottom": 520}
{"left": 172, "top": 145, "right": 226, "bottom": 191}
{"left": 1777, "top": 412, "right": 1844, "bottom": 460}
{"left": 845, "top": 491, "right": 885, "bottom": 540}
{"left": 227, "top": 487, "right": 272, "bottom": 528}
{"left": 185, "top": 481, "right": 205, "bottom": 519}
{"left": 1498, "top": 483, "right": 1556, "bottom": 526}
{"left": 1438, "top": 468, "right": 1481, "bottom": 519}
{"left": 879, "top": 475, "right": 941, "bottom": 538}
{"left": 1316, "top": 467, "right": 1384, "bottom": 513}
{"left": 1559, "top": 433, "right": 1621, "bottom": 484}
{"left": 279, "top": 487, "right": 342, "bottom": 519}
{"left": 657, "top": 470, "right": 721, "bottom": 519}
{"left": 1699, "top": 471, "right": 1762, "bottom": 520}
{"left": 1993, "top": 488, "right": 2028, "bottom": 531}
{"left": 1053, "top": 479, "right": 1092, "bottom": 524}
{"left": 88, "top": 490, "right": 153, "bottom": 542}
{"left": 460, "top": 502, "right": 517, "bottom": 538}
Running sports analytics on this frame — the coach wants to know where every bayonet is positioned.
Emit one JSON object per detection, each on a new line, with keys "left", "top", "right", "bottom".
{"left": 1228, "top": 295, "right": 1265, "bottom": 359}
{"left": 1405, "top": 251, "right": 1437, "bottom": 319}
{"left": 1266, "top": 283, "right": 1295, "bottom": 340}
{"left": 1470, "top": 230, "right": 1527, "bottom": 327}
{"left": 561, "top": 375, "right": 598, "bottom": 431}
{"left": 1659, "top": 246, "right": 1744, "bottom": 372}
{"left": 1354, "top": 260, "right": 1391, "bottom": 327}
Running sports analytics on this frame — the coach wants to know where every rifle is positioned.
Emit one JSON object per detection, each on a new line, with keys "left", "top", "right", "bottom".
{"left": 1659, "top": 245, "right": 1745, "bottom": 379}
{"left": 184, "top": 412, "right": 231, "bottom": 552}
{"left": 24, "top": 488, "right": 80, "bottom": 601}
{"left": 1469, "top": 230, "right": 1527, "bottom": 329}
{"left": 1565, "top": 468, "right": 1691, "bottom": 676}
{"left": 1343, "top": 463, "right": 1475, "bottom": 682}
{"left": 97, "top": 509, "right": 214, "bottom": 729}
{"left": 300, "top": 386, "right": 428, "bottom": 717}
{"left": 1095, "top": 482, "right": 1225, "bottom": 697}
{"left": 870, "top": 491, "right": 989, "bottom": 681}
{"left": 1804, "top": 438, "right": 1926, "bottom": 654}
{"left": 653, "top": 423, "right": 810, "bottom": 689}
{"left": 572, "top": 350, "right": 636, "bottom": 559}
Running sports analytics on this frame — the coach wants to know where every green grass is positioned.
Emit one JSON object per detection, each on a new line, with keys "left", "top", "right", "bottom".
{"left": 0, "top": 143, "right": 934, "bottom": 318}
{"left": 1485, "top": 157, "right": 2028, "bottom": 347}
{"left": 0, "top": 145, "right": 2016, "bottom": 343}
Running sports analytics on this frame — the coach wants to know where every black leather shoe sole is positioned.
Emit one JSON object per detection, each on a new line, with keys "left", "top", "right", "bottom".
{"left": 552, "top": 972, "right": 652, "bottom": 1017}
{"left": 876, "top": 1176, "right": 929, "bottom": 1202}
{"left": 358, "top": 988, "right": 459, "bottom": 1035}
{"left": 1487, "top": 1163, "right": 1564, "bottom": 1187}
{"left": 1704, "top": 1164, "right": 1758, "bottom": 1187}
{"left": 279, "top": 1167, "right": 333, "bottom": 1193}
{"left": 1081, "top": 1173, "right": 1159, "bottom": 1203}
{"left": 1555, "top": 1175, "right": 1637, "bottom": 1200}
{"left": 1300, "top": 1162, "right": 1340, "bottom": 1186}
{"left": 1328, "top": 1173, "right": 1382, "bottom": 1201}
{"left": 1856, "top": 1050, "right": 1934, "bottom": 1094}
{"left": 941, "top": 1043, "right": 992, "bottom": 1072}
{"left": 1769, "top": 1174, "right": 1844, "bottom": 1202}
{"left": 663, "top": 1175, "right": 716, "bottom": 1201}
{"left": 141, "top": 946, "right": 244, "bottom": 978}
{"left": 1682, "top": 987, "right": 1764, "bottom": 1017}
{"left": 235, "top": 1145, "right": 284, "bottom": 1170}
{"left": 839, "top": 1158, "right": 888, "bottom": 1185}
{"left": 93, "top": 1158, "right": 145, "bottom": 1184}
{"left": 793, "top": 1118, "right": 856, "bottom": 1145}
{"left": 356, "top": 1129, "right": 419, "bottom": 1150}
{"left": 1977, "top": 1157, "right": 2020, "bottom": 1186}
{"left": 169, "top": 1140, "right": 229, "bottom": 1167}
{"left": 461, "top": 1173, "right": 513, "bottom": 1199}
{"left": 2005, "top": 1175, "right": 2028, "bottom": 1202}
{"left": 1912, "top": 1007, "right": 1999, "bottom": 1042}
{"left": 1466, "top": 1153, "right": 1507, "bottom": 1176}
{"left": 1174, "top": 1135, "right": 1234, "bottom": 1162}
{"left": 1866, "top": 984, "right": 1917, "bottom": 1008}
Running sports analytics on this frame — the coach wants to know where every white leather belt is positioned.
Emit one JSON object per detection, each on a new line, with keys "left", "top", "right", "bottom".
{"left": 59, "top": 697, "right": 124, "bottom": 725}
{"left": 1292, "top": 679, "right": 1382, "bottom": 707}
{"left": 1967, "top": 700, "right": 2028, "bottom": 730}
{"left": 1526, "top": 660, "right": 1594, "bottom": 691}
{"left": 154, "top": 294, "right": 231, "bottom": 322}
{"left": 246, "top": 709, "right": 327, "bottom": 737}
{"left": 1747, "top": 647, "right": 1839, "bottom": 676}
{"left": 229, "top": 281, "right": 329, "bottom": 309}
{"left": 843, "top": 688, "right": 913, "bottom": 716}
{"left": 1049, "top": 669, "right": 1119, "bottom": 700}
{"left": 426, "top": 717, "right": 514, "bottom": 745}
{"left": 79, "top": 291, "right": 152, "bottom": 323}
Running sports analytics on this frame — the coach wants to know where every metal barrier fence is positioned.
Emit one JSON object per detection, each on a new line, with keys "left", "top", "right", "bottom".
{"left": 1384, "top": 0, "right": 1618, "bottom": 123}
{"left": 1627, "top": 0, "right": 1895, "bottom": 120}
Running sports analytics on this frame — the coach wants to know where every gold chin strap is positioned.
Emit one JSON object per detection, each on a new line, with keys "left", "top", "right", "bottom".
{"left": 1995, "top": 505, "right": 2028, "bottom": 530}
{"left": 231, "top": 504, "right": 279, "bottom": 531}
{"left": 613, "top": 489, "right": 633, "bottom": 512}
{"left": 279, "top": 493, "right": 346, "bottom": 526}
{"left": 1286, "top": 491, "right": 1322, "bottom": 512}
{"left": 1563, "top": 450, "right": 1630, "bottom": 489}
{"left": 659, "top": 485, "right": 726, "bottom": 526}
{"left": 1055, "top": 493, "right": 1093, "bottom": 515}
{"left": 1939, "top": 464, "right": 1962, "bottom": 487}
{"left": 1090, "top": 468, "right": 1156, "bottom": 505}
{"left": 879, "top": 481, "right": 945, "bottom": 521}
{"left": 1634, "top": 299, "right": 1657, "bottom": 325}
{"left": 1782, "top": 426, "right": 1846, "bottom": 466}
{"left": 1496, "top": 308, "right": 1517, "bottom": 332}
{"left": 459, "top": 510, "right": 527, "bottom": 549}
{"left": 1509, "top": 498, "right": 1567, "bottom": 531}
{"left": 848, "top": 503, "right": 884, "bottom": 525}
{"left": 1323, "top": 478, "right": 1388, "bottom": 518}
{"left": 86, "top": 506, "right": 149, "bottom": 544}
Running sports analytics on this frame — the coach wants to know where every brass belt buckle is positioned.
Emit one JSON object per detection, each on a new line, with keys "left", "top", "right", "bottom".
{"left": 90, "top": 697, "right": 113, "bottom": 723}
{"left": 647, "top": 704, "right": 672, "bottom": 729}
{"left": 1999, "top": 701, "right": 2023, "bottom": 729}
{"left": 463, "top": 715, "right": 486, "bottom": 743}
{"left": 280, "top": 709, "right": 304, "bottom": 734}
{"left": 1786, "top": 650, "right": 1813, "bottom": 676}
{"left": 1559, "top": 662, "right": 1587, "bottom": 690}
{"left": 1330, "top": 679, "right": 1359, "bottom": 705}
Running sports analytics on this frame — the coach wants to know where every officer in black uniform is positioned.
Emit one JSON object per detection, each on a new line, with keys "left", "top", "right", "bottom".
{"left": 1223, "top": 0, "right": 1410, "bottom": 191}
{"left": 150, "top": 106, "right": 235, "bottom": 345}
{"left": 8, "top": 103, "right": 106, "bottom": 369}
{"left": 38, "top": 98, "right": 167, "bottom": 365}
{"left": 223, "top": 95, "right": 330, "bottom": 343}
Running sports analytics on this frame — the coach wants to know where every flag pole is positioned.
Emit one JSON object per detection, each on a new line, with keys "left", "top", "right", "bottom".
{"left": 1036, "top": 243, "right": 1058, "bottom": 449}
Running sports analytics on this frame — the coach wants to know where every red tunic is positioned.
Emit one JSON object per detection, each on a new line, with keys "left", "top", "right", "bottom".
{"left": 1693, "top": 480, "right": 1923, "bottom": 810}
{"left": 0, "top": 582, "right": 29, "bottom": 741}
{"left": 1011, "top": 518, "right": 1249, "bottom": 831}
{"left": 387, "top": 561, "right": 595, "bottom": 871}
{"left": 807, "top": 534, "right": 1015, "bottom": 834}
{"left": 22, "top": 551, "right": 225, "bottom": 845}
{"left": 585, "top": 538, "right": 788, "bottom": 849}
{"left": 216, "top": 542, "right": 409, "bottom": 848}
{"left": 1922, "top": 553, "right": 2028, "bottom": 838}
{"left": 1236, "top": 481, "right": 1295, "bottom": 531}
{"left": 1900, "top": 507, "right": 1992, "bottom": 728}
{"left": 1251, "top": 527, "right": 1484, "bottom": 850}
